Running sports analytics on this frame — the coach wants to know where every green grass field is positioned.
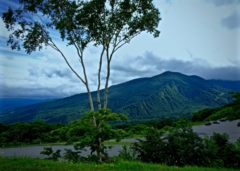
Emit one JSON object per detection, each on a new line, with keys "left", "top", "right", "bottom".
{"left": 0, "top": 157, "right": 237, "bottom": 171}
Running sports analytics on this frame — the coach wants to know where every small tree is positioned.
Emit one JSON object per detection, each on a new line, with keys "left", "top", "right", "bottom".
{"left": 70, "top": 108, "right": 128, "bottom": 162}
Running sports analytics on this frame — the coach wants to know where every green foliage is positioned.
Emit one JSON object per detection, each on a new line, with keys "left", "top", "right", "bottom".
{"left": 132, "top": 126, "right": 240, "bottom": 169}
{"left": 132, "top": 127, "right": 166, "bottom": 163}
{"left": 63, "top": 148, "right": 83, "bottom": 163}
{"left": 40, "top": 147, "right": 54, "bottom": 156}
{"left": 69, "top": 109, "right": 129, "bottom": 161}
{"left": 192, "top": 108, "right": 217, "bottom": 122}
{"left": 126, "top": 124, "right": 147, "bottom": 135}
{"left": 164, "top": 127, "right": 204, "bottom": 167}
{"left": 192, "top": 91, "right": 240, "bottom": 122}
{"left": 229, "top": 91, "right": 240, "bottom": 103}
{"left": 118, "top": 145, "right": 137, "bottom": 161}
{"left": 0, "top": 121, "right": 65, "bottom": 147}
{"left": 40, "top": 147, "right": 61, "bottom": 161}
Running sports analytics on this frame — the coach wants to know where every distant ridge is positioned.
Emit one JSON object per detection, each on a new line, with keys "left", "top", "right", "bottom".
{"left": 0, "top": 71, "right": 236, "bottom": 124}
{"left": 0, "top": 98, "right": 51, "bottom": 113}
{"left": 208, "top": 80, "right": 240, "bottom": 92}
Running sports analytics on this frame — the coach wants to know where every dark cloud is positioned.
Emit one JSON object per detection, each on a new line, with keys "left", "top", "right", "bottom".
{"left": 111, "top": 51, "right": 240, "bottom": 84}
{"left": 1, "top": 51, "right": 239, "bottom": 99}
{"left": 221, "top": 12, "right": 240, "bottom": 30}
{"left": 28, "top": 65, "right": 73, "bottom": 79}
{"left": 207, "top": 0, "right": 240, "bottom": 6}
{"left": 44, "top": 68, "right": 72, "bottom": 78}
{"left": 0, "top": 84, "right": 72, "bottom": 99}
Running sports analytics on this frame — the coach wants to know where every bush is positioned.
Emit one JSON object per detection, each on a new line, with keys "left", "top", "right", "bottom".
{"left": 32, "top": 138, "right": 42, "bottom": 144}
{"left": 163, "top": 126, "right": 204, "bottom": 166}
{"left": 132, "top": 127, "right": 166, "bottom": 163}
{"left": 40, "top": 147, "right": 61, "bottom": 161}
{"left": 118, "top": 145, "right": 137, "bottom": 161}
{"left": 132, "top": 125, "right": 240, "bottom": 169}
{"left": 211, "top": 133, "right": 236, "bottom": 168}
{"left": 63, "top": 148, "right": 83, "bottom": 163}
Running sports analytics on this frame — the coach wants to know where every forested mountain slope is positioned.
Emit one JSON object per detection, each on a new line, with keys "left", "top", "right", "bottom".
{"left": 0, "top": 71, "right": 234, "bottom": 123}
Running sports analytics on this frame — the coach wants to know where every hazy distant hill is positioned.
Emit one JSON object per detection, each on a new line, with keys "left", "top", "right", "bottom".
{"left": 0, "top": 98, "right": 51, "bottom": 113}
{"left": 208, "top": 80, "right": 240, "bottom": 92}
{"left": 0, "top": 71, "right": 235, "bottom": 124}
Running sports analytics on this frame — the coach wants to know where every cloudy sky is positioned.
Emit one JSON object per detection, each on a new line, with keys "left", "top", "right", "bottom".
{"left": 0, "top": 0, "right": 240, "bottom": 99}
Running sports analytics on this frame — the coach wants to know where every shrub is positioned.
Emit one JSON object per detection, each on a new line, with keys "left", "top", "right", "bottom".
{"left": 163, "top": 126, "right": 204, "bottom": 167}
{"left": 118, "top": 145, "right": 137, "bottom": 161}
{"left": 132, "top": 127, "right": 166, "bottom": 163}
{"left": 32, "top": 138, "right": 42, "bottom": 144}
{"left": 40, "top": 147, "right": 61, "bottom": 161}
{"left": 63, "top": 148, "right": 83, "bottom": 163}
{"left": 211, "top": 133, "right": 236, "bottom": 168}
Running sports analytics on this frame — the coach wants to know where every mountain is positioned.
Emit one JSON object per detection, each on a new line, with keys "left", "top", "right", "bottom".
{"left": 0, "top": 71, "right": 235, "bottom": 124}
{"left": 0, "top": 98, "right": 51, "bottom": 113}
{"left": 208, "top": 80, "right": 240, "bottom": 92}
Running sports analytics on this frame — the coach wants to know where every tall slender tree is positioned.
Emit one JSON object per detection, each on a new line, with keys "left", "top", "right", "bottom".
{"left": 78, "top": 0, "right": 161, "bottom": 109}
{"left": 2, "top": 0, "right": 160, "bottom": 112}
{"left": 2, "top": 0, "right": 161, "bottom": 161}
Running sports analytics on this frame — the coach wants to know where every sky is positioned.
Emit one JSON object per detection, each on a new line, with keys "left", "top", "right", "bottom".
{"left": 0, "top": 0, "right": 240, "bottom": 99}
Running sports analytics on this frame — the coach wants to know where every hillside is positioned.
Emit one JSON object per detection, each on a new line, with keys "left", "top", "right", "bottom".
{"left": 0, "top": 71, "right": 234, "bottom": 124}
{"left": 192, "top": 92, "right": 240, "bottom": 122}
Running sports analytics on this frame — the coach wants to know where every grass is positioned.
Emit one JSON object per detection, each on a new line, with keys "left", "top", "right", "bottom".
{"left": 0, "top": 157, "right": 237, "bottom": 171}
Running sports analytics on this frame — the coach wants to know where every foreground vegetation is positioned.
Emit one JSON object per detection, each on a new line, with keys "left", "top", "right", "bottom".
{"left": 0, "top": 157, "right": 238, "bottom": 171}
{"left": 0, "top": 92, "right": 239, "bottom": 170}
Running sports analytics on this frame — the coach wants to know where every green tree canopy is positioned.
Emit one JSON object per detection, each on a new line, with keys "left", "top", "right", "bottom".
{"left": 69, "top": 108, "right": 128, "bottom": 161}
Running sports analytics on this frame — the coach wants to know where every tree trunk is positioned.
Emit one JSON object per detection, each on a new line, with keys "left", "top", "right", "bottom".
{"left": 103, "top": 59, "right": 111, "bottom": 109}
{"left": 86, "top": 87, "right": 94, "bottom": 111}
{"left": 97, "top": 47, "right": 105, "bottom": 110}
{"left": 97, "top": 138, "right": 102, "bottom": 162}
